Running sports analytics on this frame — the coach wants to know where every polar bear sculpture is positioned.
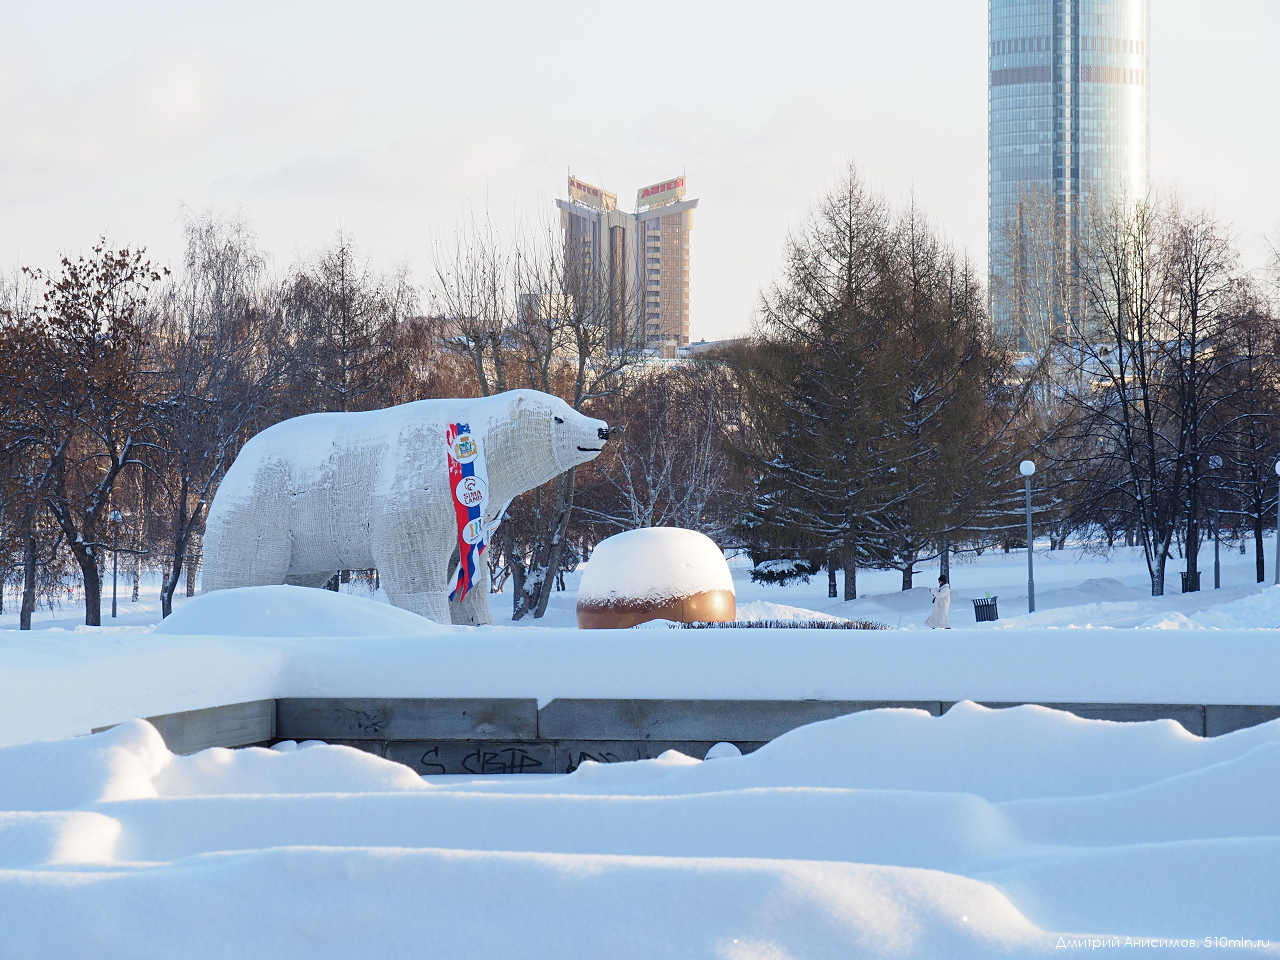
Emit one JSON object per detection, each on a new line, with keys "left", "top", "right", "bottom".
{"left": 201, "top": 390, "right": 609, "bottom": 626}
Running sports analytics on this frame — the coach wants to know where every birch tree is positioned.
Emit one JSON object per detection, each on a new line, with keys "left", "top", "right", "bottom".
{"left": 1054, "top": 197, "right": 1245, "bottom": 595}
{"left": 148, "top": 211, "right": 291, "bottom": 616}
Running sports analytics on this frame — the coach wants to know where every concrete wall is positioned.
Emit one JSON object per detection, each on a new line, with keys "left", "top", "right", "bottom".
{"left": 277, "top": 698, "right": 538, "bottom": 742}
{"left": 93, "top": 699, "right": 276, "bottom": 756}
{"left": 110, "top": 697, "right": 1280, "bottom": 766}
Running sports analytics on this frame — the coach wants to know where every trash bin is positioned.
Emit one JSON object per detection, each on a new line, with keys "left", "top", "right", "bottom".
{"left": 1181, "top": 571, "right": 1200, "bottom": 593}
{"left": 972, "top": 597, "right": 999, "bottom": 622}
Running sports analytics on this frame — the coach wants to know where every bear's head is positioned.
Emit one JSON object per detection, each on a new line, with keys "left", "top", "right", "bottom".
{"left": 501, "top": 389, "right": 610, "bottom": 475}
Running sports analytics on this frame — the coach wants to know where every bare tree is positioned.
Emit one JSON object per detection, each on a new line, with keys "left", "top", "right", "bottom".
{"left": 502, "top": 220, "right": 643, "bottom": 619}
{"left": 16, "top": 243, "right": 163, "bottom": 625}
{"left": 147, "top": 211, "right": 291, "bottom": 616}
{"left": 576, "top": 361, "right": 743, "bottom": 540}
{"left": 430, "top": 215, "right": 643, "bottom": 619}
{"left": 0, "top": 267, "right": 45, "bottom": 626}
{"left": 1054, "top": 197, "right": 1246, "bottom": 595}
{"left": 991, "top": 183, "right": 1076, "bottom": 354}
{"left": 1159, "top": 201, "right": 1244, "bottom": 590}
{"left": 1217, "top": 286, "right": 1280, "bottom": 581}
{"left": 429, "top": 218, "right": 514, "bottom": 397}
{"left": 1055, "top": 197, "right": 1175, "bottom": 594}
{"left": 286, "top": 231, "right": 418, "bottom": 415}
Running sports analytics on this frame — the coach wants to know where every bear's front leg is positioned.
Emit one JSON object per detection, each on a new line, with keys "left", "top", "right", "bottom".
{"left": 449, "top": 562, "right": 494, "bottom": 626}
{"left": 380, "top": 558, "right": 452, "bottom": 625}
{"left": 372, "top": 513, "right": 455, "bottom": 626}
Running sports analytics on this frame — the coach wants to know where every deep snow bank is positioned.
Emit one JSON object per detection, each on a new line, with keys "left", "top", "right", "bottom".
{"left": 1143, "top": 586, "right": 1280, "bottom": 630}
{"left": 4, "top": 621, "right": 1280, "bottom": 747}
{"left": 154, "top": 585, "right": 448, "bottom": 638}
{"left": 1, "top": 705, "right": 1278, "bottom": 956}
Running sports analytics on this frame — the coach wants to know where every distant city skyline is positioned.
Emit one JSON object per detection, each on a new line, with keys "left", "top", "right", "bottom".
{"left": 0, "top": 0, "right": 1276, "bottom": 342}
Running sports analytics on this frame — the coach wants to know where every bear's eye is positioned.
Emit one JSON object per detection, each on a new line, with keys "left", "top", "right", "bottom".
{"left": 554, "top": 416, "right": 564, "bottom": 424}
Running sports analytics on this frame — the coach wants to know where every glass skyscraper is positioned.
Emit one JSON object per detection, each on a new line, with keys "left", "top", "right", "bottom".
{"left": 989, "top": 0, "right": 1149, "bottom": 345}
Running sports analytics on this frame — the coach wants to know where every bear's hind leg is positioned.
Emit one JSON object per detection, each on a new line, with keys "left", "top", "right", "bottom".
{"left": 201, "top": 498, "right": 293, "bottom": 592}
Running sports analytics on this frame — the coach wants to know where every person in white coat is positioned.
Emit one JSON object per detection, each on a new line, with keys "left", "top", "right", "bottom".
{"left": 926, "top": 575, "right": 951, "bottom": 629}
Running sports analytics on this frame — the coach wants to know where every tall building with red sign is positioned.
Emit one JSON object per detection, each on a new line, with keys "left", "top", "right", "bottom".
{"left": 556, "top": 173, "right": 697, "bottom": 356}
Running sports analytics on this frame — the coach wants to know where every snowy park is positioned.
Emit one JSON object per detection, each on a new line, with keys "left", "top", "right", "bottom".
{"left": 3, "top": 1, "right": 1280, "bottom": 953}
{"left": 5, "top": 226, "right": 1280, "bottom": 955}
{"left": 2, "top": 541, "right": 1279, "bottom": 957}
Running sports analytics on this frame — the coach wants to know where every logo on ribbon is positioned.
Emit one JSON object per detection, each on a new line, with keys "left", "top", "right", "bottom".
{"left": 455, "top": 475, "right": 488, "bottom": 509}
{"left": 451, "top": 432, "right": 479, "bottom": 463}
{"left": 446, "top": 422, "right": 492, "bottom": 602}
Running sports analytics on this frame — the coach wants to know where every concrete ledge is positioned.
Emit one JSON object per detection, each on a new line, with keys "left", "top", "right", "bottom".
{"left": 538, "top": 699, "right": 942, "bottom": 742}
{"left": 276, "top": 698, "right": 539, "bottom": 742}
{"left": 94, "top": 697, "right": 1280, "bottom": 766}
{"left": 958, "top": 702, "right": 1206, "bottom": 736}
{"left": 1205, "top": 704, "right": 1280, "bottom": 737}
{"left": 385, "top": 740, "right": 557, "bottom": 775}
{"left": 91, "top": 699, "right": 275, "bottom": 756}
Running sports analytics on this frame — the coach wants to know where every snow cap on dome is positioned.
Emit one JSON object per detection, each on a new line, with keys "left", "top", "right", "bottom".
{"left": 578, "top": 527, "right": 734, "bottom": 604}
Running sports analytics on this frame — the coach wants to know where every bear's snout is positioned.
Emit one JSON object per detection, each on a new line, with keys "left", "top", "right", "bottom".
{"left": 559, "top": 408, "right": 610, "bottom": 464}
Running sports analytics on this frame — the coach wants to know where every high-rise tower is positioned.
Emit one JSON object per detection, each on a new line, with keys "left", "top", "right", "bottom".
{"left": 635, "top": 176, "right": 696, "bottom": 352}
{"left": 989, "top": 0, "right": 1149, "bottom": 346}
{"left": 556, "top": 174, "right": 697, "bottom": 357}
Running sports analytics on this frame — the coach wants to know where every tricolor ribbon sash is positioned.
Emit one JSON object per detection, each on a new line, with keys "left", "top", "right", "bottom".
{"left": 446, "top": 422, "right": 492, "bottom": 602}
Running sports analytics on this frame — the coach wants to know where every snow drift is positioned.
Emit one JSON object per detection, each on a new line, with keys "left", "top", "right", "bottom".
{"left": 1, "top": 704, "right": 1278, "bottom": 956}
{"left": 154, "top": 585, "right": 447, "bottom": 638}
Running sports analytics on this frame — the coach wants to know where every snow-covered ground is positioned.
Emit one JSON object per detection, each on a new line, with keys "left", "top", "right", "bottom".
{"left": 7, "top": 535, "right": 1277, "bottom": 633}
{"left": 2, "top": 540, "right": 1279, "bottom": 955}
{"left": 2, "top": 703, "right": 1277, "bottom": 956}
{"left": 5, "top": 542, "right": 1280, "bottom": 743}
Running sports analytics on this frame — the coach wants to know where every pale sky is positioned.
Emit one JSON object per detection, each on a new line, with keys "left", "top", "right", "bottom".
{"left": 2, "top": 1, "right": 1276, "bottom": 341}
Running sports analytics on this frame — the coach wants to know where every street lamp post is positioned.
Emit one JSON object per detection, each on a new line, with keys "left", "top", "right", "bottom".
{"left": 1210, "top": 456, "right": 1222, "bottom": 590}
{"left": 1020, "top": 460, "right": 1036, "bottom": 613}
{"left": 110, "top": 510, "right": 122, "bottom": 619}
{"left": 1274, "top": 461, "right": 1280, "bottom": 587}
